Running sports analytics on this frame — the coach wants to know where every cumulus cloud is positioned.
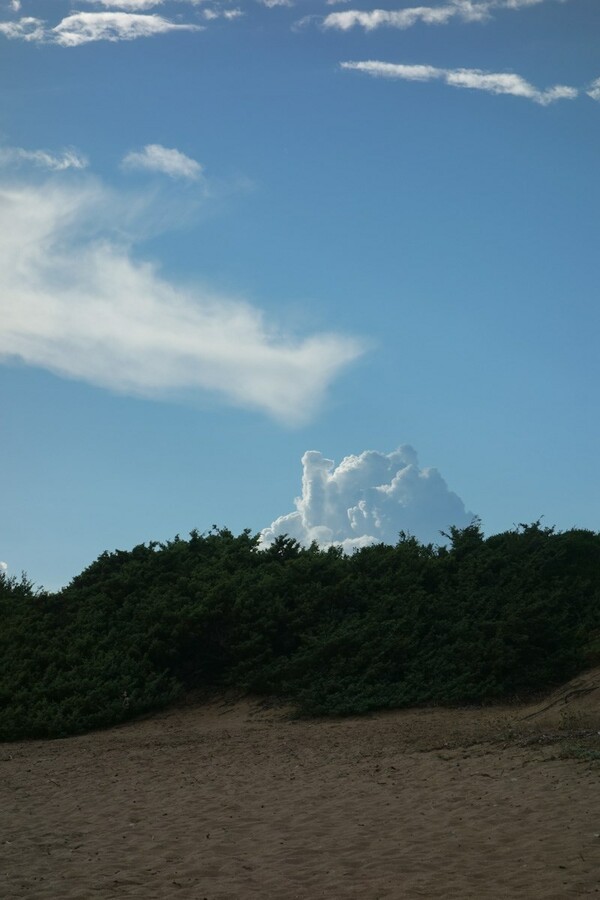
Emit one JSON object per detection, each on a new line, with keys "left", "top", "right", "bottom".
{"left": 322, "top": 0, "right": 567, "bottom": 31}
{"left": 341, "top": 61, "right": 578, "bottom": 104}
{"left": 587, "top": 77, "right": 600, "bottom": 101}
{"left": 261, "top": 447, "right": 474, "bottom": 551}
{"left": 0, "top": 146, "right": 89, "bottom": 171}
{"left": 122, "top": 144, "right": 203, "bottom": 180}
{"left": 0, "top": 178, "right": 363, "bottom": 424}
{"left": 0, "top": 561, "right": 7, "bottom": 573}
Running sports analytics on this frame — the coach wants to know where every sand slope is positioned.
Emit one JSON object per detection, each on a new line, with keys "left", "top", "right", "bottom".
{"left": 2, "top": 671, "right": 599, "bottom": 899}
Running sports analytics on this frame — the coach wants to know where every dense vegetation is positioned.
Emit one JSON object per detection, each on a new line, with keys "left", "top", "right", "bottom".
{"left": 1, "top": 521, "right": 599, "bottom": 741}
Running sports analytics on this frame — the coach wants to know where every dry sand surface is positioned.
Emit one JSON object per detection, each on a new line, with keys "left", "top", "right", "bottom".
{"left": 2, "top": 670, "right": 600, "bottom": 900}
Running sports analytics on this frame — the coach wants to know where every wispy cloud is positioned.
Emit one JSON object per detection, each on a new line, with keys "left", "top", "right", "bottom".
{"left": 0, "top": 146, "right": 89, "bottom": 171}
{"left": 587, "top": 77, "right": 600, "bottom": 101}
{"left": 258, "top": 0, "right": 294, "bottom": 8}
{"left": 0, "top": 11, "right": 203, "bottom": 44}
{"left": 0, "top": 178, "right": 363, "bottom": 425}
{"left": 502, "top": 0, "right": 554, "bottom": 6}
{"left": 122, "top": 144, "right": 203, "bottom": 180}
{"left": 76, "top": 0, "right": 225, "bottom": 7}
{"left": 341, "top": 60, "right": 578, "bottom": 104}
{"left": 80, "top": 0, "right": 166, "bottom": 9}
{"left": 0, "top": 16, "right": 45, "bottom": 41}
{"left": 260, "top": 447, "right": 474, "bottom": 551}
{"left": 52, "top": 12, "right": 202, "bottom": 46}
{"left": 323, "top": 0, "right": 567, "bottom": 32}
{"left": 324, "top": 2, "right": 489, "bottom": 32}
{"left": 202, "top": 7, "right": 243, "bottom": 20}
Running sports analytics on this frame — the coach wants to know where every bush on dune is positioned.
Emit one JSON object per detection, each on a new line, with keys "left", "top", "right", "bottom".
{"left": 1, "top": 521, "right": 599, "bottom": 740}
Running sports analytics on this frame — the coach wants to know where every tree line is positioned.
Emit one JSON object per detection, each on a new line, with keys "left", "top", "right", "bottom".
{"left": 1, "top": 520, "right": 599, "bottom": 740}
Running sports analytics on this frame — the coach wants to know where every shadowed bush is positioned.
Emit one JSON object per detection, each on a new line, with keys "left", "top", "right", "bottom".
{"left": 1, "top": 521, "right": 599, "bottom": 739}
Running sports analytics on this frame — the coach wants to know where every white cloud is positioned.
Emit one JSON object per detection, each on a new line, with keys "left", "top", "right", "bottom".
{"left": 0, "top": 178, "right": 363, "bottom": 425}
{"left": 344, "top": 62, "right": 441, "bottom": 81}
{"left": 259, "top": 0, "right": 294, "bottom": 7}
{"left": 260, "top": 447, "right": 474, "bottom": 551}
{"left": 61, "top": 0, "right": 224, "bottom": 9}
{"left": 341, "top": 61, "right": 578, "bottom": 104}
{"left": 0, "top": 146, "right": 89, "bottom": 171}
{"left": 324, "top": 2, "right": 489, "bottom": 32}
{"left": 9, "top": 0, "right": 21, "bottom": 10}
{"left": 322, "top": 0, "right": 569, "bottom": 31}
{"left": 52, "top": 12, "right": 202, "bottom": 46}
{"left": 122, "top": 144, "right": 203, "bottom": 180}
{"left": 0, "top": 10, "right": 204, "bottom": 44}
{"left": 80, "top": 0, "right": 165, "bottom": 9}
{"left": 0, "top": 16, "right": 45, "bottom": 41}
{"left": 501, "top": 0, "right": 550, "bottom": 6}
{"left": 202, "top": 6, "right": 243, "bottom": 19}
{"left": 445, "top": 67, "right": 577, "bottom": 103}
{"left": 0, "top": 561, "right": 7, "bottom": 573}
{"left": 587, "top": 77, "right": 600, "bottom": 102}
{"left": 105, "top": 0, "right": 167, "bottom": 7}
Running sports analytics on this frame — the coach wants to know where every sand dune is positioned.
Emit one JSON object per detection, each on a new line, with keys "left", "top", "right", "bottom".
{"left": 2, "top": 671, "right": 599, "bottom": 899}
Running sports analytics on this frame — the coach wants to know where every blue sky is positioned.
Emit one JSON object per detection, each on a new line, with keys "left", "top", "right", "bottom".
{"left": 1, "top": 0, "right": 598, "bottom": 589}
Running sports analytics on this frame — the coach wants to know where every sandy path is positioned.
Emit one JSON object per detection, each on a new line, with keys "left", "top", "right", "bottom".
{"left": 2, "top": 680, "right": 599, "bottom": 899}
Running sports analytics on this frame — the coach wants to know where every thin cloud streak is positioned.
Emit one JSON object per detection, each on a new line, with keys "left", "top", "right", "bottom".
{"left": 258, "top": 0, "right": 294, "bottom": 7}
{"left": 122, "top": 144, "right": 203, "bottom": 180}
{"left": 0, "top": 179, "right": 364, "bottom": 425}
{"left": 80, "top": 0, "right": 166, "bottom": 9}
{"left": 52, "top": 12, "right": 202, "bottom": 46}
{"left": 323, "top": 0, "right": 568, "bottom": 31}
{"left": 341, "top": 60, "right": 578, "bottom": 104}
{"left": 79, "top": 0, "right": 221, "bottom": 7}
{"left": 0, "top": 11, "right": 203, "bottom": 44}
{"left": 324, "top": 2, "right": 489, "bottom": 31}
{"left": 202, "top": 7, "right": 244, "bottom": 20}
{"left": 0, "top": 146, "right": 89, "bottom": 171}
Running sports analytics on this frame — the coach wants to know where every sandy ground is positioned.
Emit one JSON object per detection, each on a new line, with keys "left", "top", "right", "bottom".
{"left": 1, "top": 670, "right": 599, "bottom": 899}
